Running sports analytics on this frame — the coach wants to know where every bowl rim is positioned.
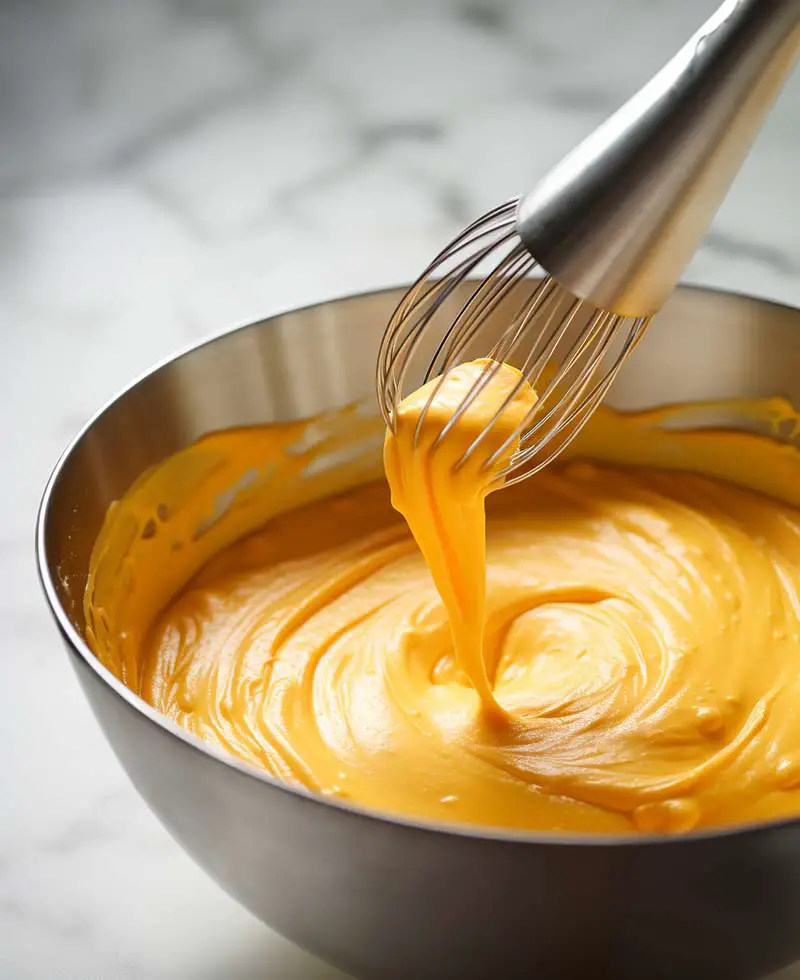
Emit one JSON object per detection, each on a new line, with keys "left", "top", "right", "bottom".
{"left": 35, "top": 280, "right": 800, "bottom": 850}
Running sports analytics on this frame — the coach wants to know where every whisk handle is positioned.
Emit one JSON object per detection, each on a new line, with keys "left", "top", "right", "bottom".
{"left": 517, "top": 0, "right": 800, "bottom": 318}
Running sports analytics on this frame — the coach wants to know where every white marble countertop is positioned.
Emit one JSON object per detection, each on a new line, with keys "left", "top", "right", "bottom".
{"left": 3, "top": 0, "right": 799, "bottom": 977}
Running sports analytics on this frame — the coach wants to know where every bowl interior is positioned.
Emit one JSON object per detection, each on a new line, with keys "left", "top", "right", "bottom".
{"left": 41, "top": 283, "right": 800, "bottom": 644}
{"left": 36, "top": 282, "right": 800, "bottom": 980}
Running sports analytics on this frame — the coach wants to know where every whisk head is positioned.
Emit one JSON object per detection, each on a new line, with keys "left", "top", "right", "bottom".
{"left": 376, "top": 198, "right": 651, "bottom": 486}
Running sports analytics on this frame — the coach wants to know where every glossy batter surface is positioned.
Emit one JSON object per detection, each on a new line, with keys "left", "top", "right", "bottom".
{"left": 86, "top": 381, "right": 800, "bottom": 833}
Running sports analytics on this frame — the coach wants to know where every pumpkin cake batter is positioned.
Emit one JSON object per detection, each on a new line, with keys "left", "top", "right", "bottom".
{"left": 85, "top": 362, "right": 800, "bottom": 834}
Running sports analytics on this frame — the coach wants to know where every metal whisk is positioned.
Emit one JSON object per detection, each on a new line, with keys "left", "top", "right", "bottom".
{"left": 377, "top": 0, "right": 800, "bottom": 486}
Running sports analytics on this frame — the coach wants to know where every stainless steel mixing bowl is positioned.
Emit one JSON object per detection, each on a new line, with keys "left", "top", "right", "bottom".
{"left": 37, "top": 284, "right": 800, "bottom": 980}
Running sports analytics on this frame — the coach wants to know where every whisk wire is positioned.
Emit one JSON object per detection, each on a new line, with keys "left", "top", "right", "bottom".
{"left": 377, "top": 201, "right": 519, "bottom": 398}
{"left": 377, "top": 230, "right": 516, "bottom": 424}
{"left": 504, "top": 315, "right": 649, "bottom": 483}
{"left": 425, "top": 275, "right": 555, "bottom": 454}
{"left": 414, "top": 249, "right": 543, "bottom": 450}
{"left": 451, "top": 293, "right": 585, "bottom": 470}
{"left": 377, "top": 196, "right": 652, "bottom": 482}
{"left": 424, "top": 242, "right": 534, "bottom": 384}
{"left": 479, "top": 309, "right": 613, "bottom": 473}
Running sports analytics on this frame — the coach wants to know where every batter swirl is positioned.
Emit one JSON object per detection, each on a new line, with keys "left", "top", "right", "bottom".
{"left": 87, "top": 371, "right": 800, "bottom": 833}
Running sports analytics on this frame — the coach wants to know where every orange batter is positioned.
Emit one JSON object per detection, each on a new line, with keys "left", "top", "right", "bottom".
{"left": 85, "top": 366, "right": 800, "bottom": 834}
{"left": 384, "top": 360, "right": 537, "bottom": 713}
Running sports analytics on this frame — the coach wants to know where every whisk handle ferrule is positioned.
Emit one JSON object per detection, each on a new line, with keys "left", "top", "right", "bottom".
{"left": 517, "top": 0, "right": 800, "bottom": 319}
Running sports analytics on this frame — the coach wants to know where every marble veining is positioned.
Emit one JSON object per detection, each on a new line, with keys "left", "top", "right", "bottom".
{"left": 2, "top": 0, "right": 798, "bottom": 976}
